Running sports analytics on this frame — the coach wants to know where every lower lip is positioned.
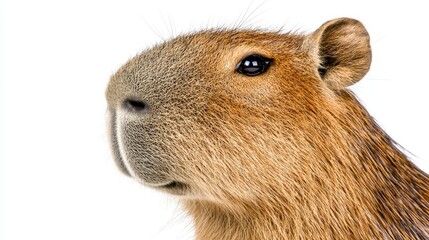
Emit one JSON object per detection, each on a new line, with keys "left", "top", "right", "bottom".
{"left": 161, "top": 181, "right": 181, "bottom": 189}
{"left": 155, "top": 181, "right": 187, "bottom": 195}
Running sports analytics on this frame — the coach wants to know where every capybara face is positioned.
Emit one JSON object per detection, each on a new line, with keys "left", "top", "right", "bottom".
{"left": 106, "top": 18, "right": 371, "bottom": 204}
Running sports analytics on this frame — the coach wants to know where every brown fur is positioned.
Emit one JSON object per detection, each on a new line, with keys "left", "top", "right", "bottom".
{"left": 106, "top": 18, "right": 429, "bottom": 239}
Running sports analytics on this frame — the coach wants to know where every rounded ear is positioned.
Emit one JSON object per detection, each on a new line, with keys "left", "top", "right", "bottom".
{"left": 304, "top": 18, "right": 372, "bottom": 89}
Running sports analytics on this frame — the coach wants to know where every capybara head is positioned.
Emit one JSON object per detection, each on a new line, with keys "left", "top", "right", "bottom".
{"left": 106, "top": 17, "right": 429, "bottom": 239}
{"left": 106, "top": 18, "right": 371, "bottom": 203}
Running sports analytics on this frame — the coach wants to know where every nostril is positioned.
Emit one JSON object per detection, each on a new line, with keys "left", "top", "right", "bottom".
{"left": 123, "top": 99, "right": 148, "bottom": 112}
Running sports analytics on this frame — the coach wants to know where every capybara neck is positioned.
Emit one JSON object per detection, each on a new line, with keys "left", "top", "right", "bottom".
{"left": 185, "top": 91, "right": 429, "bottom": 240}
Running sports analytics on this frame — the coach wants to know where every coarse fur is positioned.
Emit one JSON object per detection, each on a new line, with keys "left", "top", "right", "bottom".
{"left": 106, "top": 18, "right": 429, "bottom": 239}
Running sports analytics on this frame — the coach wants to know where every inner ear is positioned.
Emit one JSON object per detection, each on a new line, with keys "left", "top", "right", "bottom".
{"left": 305, "top": 18, "right": 372, "bottom": 89}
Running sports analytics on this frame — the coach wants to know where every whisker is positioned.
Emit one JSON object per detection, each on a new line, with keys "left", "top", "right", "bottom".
{"left": 159, "top": 10, "right": 171, "bottom": 39}
{"left": 168, "top": 14, "right": 176, "bottom": 37}
{"left": 234, "top": 0, "right": 254, "bottom": 28}
{"left": 239, "top": 0, "right": 267, "bottom": 28}
{"left": 139, "top": 14, "right": 166, "bottom": 41}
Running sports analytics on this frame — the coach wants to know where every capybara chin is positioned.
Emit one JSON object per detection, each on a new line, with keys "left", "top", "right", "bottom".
{"left": 106, "top": 18, "right": 429, "bottom": 239}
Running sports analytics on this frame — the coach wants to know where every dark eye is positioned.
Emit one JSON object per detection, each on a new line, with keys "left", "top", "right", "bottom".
{"left": 236, "top": 54, "right": 272, "bottom": 76}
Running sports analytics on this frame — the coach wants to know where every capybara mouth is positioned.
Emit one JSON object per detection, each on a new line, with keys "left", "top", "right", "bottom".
{"left": 155, "top": 181, "right": 188, "bottom": 195}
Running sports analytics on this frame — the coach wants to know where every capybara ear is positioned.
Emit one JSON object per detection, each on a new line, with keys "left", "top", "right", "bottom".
{"left": 304, "top": 18, "right": 372, "bottom": 89}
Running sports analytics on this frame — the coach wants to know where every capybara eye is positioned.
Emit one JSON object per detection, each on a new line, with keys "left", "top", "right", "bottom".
{"left": 236, "top": 54, "right": 272, "bottom": 76}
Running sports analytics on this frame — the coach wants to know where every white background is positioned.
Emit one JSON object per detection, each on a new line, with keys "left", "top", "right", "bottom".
{"left": 1, "top": 0, "right": 428, "bottom": 239}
